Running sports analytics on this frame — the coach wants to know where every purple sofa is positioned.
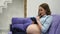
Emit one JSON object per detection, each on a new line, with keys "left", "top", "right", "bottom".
{"left": 9, "top": 15, "right": 60, "bottom": 34}
{"left": 9, "top": 18, "right": 32, "bottom": 34}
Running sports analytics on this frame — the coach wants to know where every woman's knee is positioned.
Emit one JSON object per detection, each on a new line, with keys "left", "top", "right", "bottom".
{"left": 26, "top": 24, "right": 41, "bottom": 34}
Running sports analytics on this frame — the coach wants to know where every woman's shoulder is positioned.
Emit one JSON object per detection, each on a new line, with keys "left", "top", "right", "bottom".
{"left": 47, "top": 15, "right": 53, "bottom": 20}
{"left": 47, "top": 15, "right": 52, "bottom": 18}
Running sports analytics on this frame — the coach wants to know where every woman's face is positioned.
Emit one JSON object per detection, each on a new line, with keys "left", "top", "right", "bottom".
{"left": 38, "top": 7, "right": 46, "bottom": 16}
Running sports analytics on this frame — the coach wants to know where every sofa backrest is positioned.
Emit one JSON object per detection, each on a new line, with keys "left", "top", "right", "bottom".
{"left": 48, "top": 15, "right": 60, "bottom": 34}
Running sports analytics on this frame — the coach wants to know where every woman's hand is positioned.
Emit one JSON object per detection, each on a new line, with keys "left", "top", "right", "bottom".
{"left": 36, "top": 16, "right": 40, "bottom": 22}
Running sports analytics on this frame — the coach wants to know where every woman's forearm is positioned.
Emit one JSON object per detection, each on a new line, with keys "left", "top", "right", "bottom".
{"left": 36, "top": 16, "right": 42, "bottom": 30}
{"left": 37, "top": 20, "right": 42, "bottom": 29}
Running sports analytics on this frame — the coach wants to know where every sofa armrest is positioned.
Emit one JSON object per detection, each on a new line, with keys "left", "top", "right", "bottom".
{"left": 12, "top": 24, "right": 25, "bottom": 31}
{"left": 12, "top": 18, "right": 24, "bottom": 24}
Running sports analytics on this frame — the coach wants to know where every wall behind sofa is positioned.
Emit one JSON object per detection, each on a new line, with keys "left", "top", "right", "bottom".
{"left": 0, "top": 0, "right": 24, "bottom": 34}
{"left": 27, "top": 0, "right": 60, "bottom": 17}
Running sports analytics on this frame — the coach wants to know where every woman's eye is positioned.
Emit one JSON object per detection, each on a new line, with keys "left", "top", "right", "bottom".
{"left": 39, "top": 9, "right": 43, "bottom": 11}
{"left": 40, "top": 9, "right": 42, "bottom": 11}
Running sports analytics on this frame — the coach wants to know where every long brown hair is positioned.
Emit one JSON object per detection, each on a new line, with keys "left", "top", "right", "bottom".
{"left": 39, "top": 3, "right": 51, "bottom": 15}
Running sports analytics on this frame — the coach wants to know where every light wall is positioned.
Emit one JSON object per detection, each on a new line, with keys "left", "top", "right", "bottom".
{"left": 27, "top": 0, "right": 60, "bottom": 17}
{"left": 0, "top": 0, "right": 24, "bottom": 31}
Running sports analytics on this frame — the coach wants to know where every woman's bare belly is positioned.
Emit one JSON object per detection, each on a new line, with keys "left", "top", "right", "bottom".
{"left": 26, "top": 24, "right": 41, "bottom": 34}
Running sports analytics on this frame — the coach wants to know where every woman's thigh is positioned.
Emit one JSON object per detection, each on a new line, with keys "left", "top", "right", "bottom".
{"left": 26, "top": 24, "right": 41, "bottom": 34}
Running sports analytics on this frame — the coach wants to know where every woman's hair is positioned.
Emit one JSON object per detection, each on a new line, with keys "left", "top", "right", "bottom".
{"left": 39, "top": 3, "right": 51, "bottom": 15}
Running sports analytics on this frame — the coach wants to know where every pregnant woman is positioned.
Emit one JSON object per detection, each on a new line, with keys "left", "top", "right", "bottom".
{"left": 26, "top": 3, "right": 52, "bottom": 34}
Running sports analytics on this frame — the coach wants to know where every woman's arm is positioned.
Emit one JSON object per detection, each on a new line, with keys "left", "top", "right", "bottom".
{"left": 36, "top": 16, "right": 42, "bottom": 29}
{"left": 36, "top": 16, "right": 52, "bottom": 33}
